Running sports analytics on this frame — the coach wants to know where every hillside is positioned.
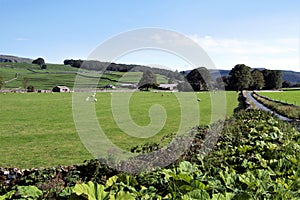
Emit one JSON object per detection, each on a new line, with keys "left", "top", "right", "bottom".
{"left": 282, "top": 70, "right": 300, "bottom": 84}
{"left": 0, "top": 62, "right": 169, "bottom": 90}
{"left": 0, "top": 55, "right": 32, "bottom": 63}
{"left": 1, "top": 55, "right": 299, "bottom": 88}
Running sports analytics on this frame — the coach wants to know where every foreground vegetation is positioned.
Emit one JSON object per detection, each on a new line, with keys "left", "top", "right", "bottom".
{"left": 252, "top": 92, "right": 300, "bottom": 119}
{"left": 1, "top": 110, "right": 299, "bottom": 199}
{"left": 0, "top": 92, "right": 238, "bottom": 168}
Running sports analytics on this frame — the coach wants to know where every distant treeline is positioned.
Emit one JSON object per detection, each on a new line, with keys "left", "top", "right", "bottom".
{"left": 63, "top": 59, "right": 185, "bottom": 81}
{"left": 219, "top": 64, "right": 283, "bottom": 90}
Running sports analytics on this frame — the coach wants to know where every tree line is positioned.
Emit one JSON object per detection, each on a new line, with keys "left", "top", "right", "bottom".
{"left": 63, "top": 59, "right": 184, "bottom": 82}
{"left": 63, "top": 59, "right": 284, "bottom": 91}
{"left": 124, "top": 64, "right": 284, "bottom": 92}
{"left": 221, "top": 64, "right": 282, "bottom": 91}
{"left": 176, "top": 64, "right": 283, "bottom": 92}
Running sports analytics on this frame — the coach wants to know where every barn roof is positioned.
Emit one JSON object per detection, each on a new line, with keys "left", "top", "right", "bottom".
{"left": 54, "top": 86, "right": 70, "bottom": 89}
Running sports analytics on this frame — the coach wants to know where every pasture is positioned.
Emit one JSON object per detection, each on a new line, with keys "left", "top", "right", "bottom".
{"left": 0, "top": 91, "right": 238, "bottom": 168}
{"left": 258, "top": 90, "right": 300, "bottom": 106}
{"left": 0, "top": 63, "right": 169, "bottom": 90}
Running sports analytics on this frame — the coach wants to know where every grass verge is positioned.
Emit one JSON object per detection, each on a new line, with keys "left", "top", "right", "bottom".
{"left": 252, "top": 92, "right": 300, "bottom": 119}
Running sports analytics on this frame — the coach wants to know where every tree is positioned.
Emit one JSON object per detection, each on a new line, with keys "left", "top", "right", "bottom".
{"left": 228, "top": 64, "right": 252, "bottom": 91}
{"left": 27, "top": 85, "right": 35, "bottom": 92}
{"left": 32, "top": 57, "right": 45, "bottom": 66}
{"left": 177, "top": 81, "right": 193, "bottom": 92}
{"left": 262, "top": 69, "right": 282, "bottom": 89}
{"left": 250, "top": 69, "right": 265, "bottom": 90}
{"left": 41, "top": 64, "right": 47, "bottom": 70}
{"left": 282, "top": 81, "right": 291, "bottom": 88}
{"left": 186, "top": 67, "right": 211, "bottom": 91}
{"left": 215, "top": 76, "right": 229, "bottom": 90}
{"left": 138, "top": 70, "right": 157, "bottom": 91}
{"left": 32, "top": 57, "right": 47, "bottom": 70}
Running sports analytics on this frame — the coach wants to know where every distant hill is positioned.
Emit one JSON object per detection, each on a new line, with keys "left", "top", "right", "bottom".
{"left": 282, "top": 70, "right": 300, "bottom": 85}
{"left": 1, "top": 54, "right": 299, "bottom": 85}
{"left": 0, "top": 55, "right": 33, "bottom": 63}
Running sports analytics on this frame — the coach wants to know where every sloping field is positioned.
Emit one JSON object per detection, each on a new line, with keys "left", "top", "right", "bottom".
{"left": 0, "top": 63, "right": 168, "bottom": 90}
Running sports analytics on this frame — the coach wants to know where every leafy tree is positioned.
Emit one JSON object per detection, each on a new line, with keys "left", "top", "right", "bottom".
{"left": 228, "top": 64, "right": 252, "bottom": 91}
{"left": 138, "top": 70, "right": 157, "bottom": 91}
{"left": 292, "top": 83, "right": 300, "bottom": 87}
{"left": 32, "top": 57, "right": 47, "bottom": 70}
{"left": 64, "top": 59, "right": 83, "bottom": 68}
{"left": 27, "top": 85, "right": 35, "bottom": 92}
{"left": 64, "top": 59, "right": 74, "bottom": 65}
{"left": 186, "top": 67, "right": 211, "bottom": 91}
{"left": 215, "top": 76, "right": 229, "bottom": 90}
{"left": 282, "top": 80, "right": 291, "bottom": 88}
{"left": 250, "top": 69, "right": 265, "bottom": 90}
{"left": 177, "top": 81, "right": 193, "bottom": 92}
{"left": 41, "top": 64, "right": 47, "bottom": 70}
{"left": 32, "top": 57, "right": 45, "bottom": 66}
{"left": 262, "top": 69, "right": 282, "bottom": 89}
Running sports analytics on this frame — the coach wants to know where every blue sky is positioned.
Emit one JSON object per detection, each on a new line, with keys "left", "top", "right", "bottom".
{"left": 1, "top": 0, "right": 299, "bottom": 71}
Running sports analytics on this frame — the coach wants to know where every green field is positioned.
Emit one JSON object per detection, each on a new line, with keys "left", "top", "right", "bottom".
{"left": 0, "top": 63, "right": 168, "bottom": 90}
{"left": 258, "top": 90, "right": 300, "bottom": 106}
{"left": 0, "top": 91, "right": 238, "bottom": 168}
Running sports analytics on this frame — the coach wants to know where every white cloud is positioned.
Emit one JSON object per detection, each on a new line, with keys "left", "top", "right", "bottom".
{"left": 189, "top": 35, "right": 300, "bottom": 71}
{"left": 15, "top": 37, "right": 29, "bottom": 41}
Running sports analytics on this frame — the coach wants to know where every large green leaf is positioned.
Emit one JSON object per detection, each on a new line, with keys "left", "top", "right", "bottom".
{"left": 16, "top": 186, "right": 43, "bottom": 199}
{"left": 182, "top": 189, "right": 210, "bottom": 200}
{"left": 71, "top": 181, "right": 109, "bottom": 200}
{"left": 0, "top": 191, "right": 15, "bottom": 200}
{"left": 212, "top": 193, "right": 235, "bottom": 200}
{"left": 106, "top": 176, "right": 118, "bottom": 187}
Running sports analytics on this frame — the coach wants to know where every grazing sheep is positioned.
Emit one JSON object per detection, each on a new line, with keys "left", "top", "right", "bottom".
{"left": 94, "top": 98, "right": 97, "bottom": 102}
{"left": 85, "top": 97, "right": 90, "bottom": 102}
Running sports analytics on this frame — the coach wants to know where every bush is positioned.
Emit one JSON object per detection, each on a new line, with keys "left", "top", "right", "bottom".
{"left": 27, "top": 85, "right": 35, "bottom": 92}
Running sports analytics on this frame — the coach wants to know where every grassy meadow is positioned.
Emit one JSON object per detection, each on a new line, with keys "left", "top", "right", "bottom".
{"left": 258, "top": 90, "right": 300, "bottom": 106}
{"left": 0, "top": 91, "right": 238, "bottom": 168}
{"left": 0, "top": 63, "right": 168, "bottom": 90}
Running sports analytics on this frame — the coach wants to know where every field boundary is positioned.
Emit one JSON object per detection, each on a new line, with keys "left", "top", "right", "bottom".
{"left": 254, "top": 91, "right": 298, "bottom": 107}
{"left": 252, "top": 91, "right": 300, "bottom": 120}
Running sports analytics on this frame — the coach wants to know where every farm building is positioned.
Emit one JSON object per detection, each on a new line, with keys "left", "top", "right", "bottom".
{"left": 158, "top": 84, "right": 178, "bottom": 91}
{"left": 119, "top": 83, "right": 137, "bottom": 89}
{"left": 52, "top": 86, "right": 70, "bottom": 92}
